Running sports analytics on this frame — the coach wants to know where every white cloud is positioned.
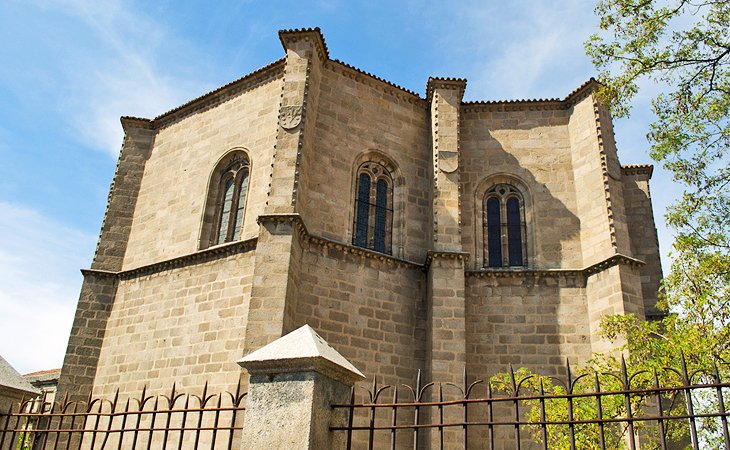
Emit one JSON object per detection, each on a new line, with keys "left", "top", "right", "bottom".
{"left": 462, "top": 0, "right": 596, "bottom": 100}
{"left": 27, "top": 0, "right": 212, "bottom": 156}
{"left": 0, "top": 202, "right": 96, "bottom": 374}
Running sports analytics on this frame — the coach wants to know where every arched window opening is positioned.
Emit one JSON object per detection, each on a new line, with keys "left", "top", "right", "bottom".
{"left": 483, "top": 183, "right": 527, "bottom": 268}
{"left": 486, "top": 197, "right": 502, "bottom": 267}
{"left": 352, "top": 162, "right": 393, "bottom": 254}
{"left": 354, "top": 173, "right": 371, "bottom": 248}
{"left": 506, "top": 197, "right": 523, "bottom": 266}
{"left": 201, "top": 151, "right": 251, "bottom": 249}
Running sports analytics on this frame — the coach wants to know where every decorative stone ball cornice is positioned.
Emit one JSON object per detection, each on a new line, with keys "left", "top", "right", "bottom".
{"left": 152, "top": 58, "right": 286, "bottom": 129}
{"left": 466, "top": 253, "right": 644, "bottom": 279}
{"left": 583, "top": 253, "right": 644, "bottom": 276}
{"left": 426, "top": 77, "right": 467, "bottom": 103}
{"left": 328, "top": 60, "right": 424, "bottom": 104}
{"left": 621, "top": 164, "right": 654, "bottom": 178}
{"left": 120, "top": 116, "right": 153, "bottom": 131}
{"left": 82, "top": 238, "right": 257, "bottom": 281}
{"left": 425, "top": 251, "right": 470, "bottom": 269}
{"left": 461, "top": 100, "right": 567, "bottom": 113}
{"left": 563, "top": 77, "right": 600, "bottom": 106}
{"left": 285, "top": 214, "right": 423, "bottom": 270}
{"left": 461, "top": 78, "right": 599, "bottom": 113}
{"left": 278, "top": 27, "right": 330, "bottom": 63}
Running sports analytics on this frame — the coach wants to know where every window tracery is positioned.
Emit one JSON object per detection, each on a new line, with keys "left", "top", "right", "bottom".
{"left": 483, "top": 183, "right": 526, "bottom": 268}
{"left": 200, "top": 151, "right": 250, "bottom": 249}
{"left": 353, "top": 161, "right": 393, "bottom": 254}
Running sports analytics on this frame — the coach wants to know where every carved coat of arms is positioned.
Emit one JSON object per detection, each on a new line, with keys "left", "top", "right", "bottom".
{"left": 280, "top": 105, "right": 303, "bottom": 130}
{"left": 439, "top": 150, "right": 458, "bottom": 173}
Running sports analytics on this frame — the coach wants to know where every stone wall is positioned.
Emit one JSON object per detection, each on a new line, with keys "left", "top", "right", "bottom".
{"left": 460, "top": 105, "right": 582, "bottom": 269}
{"left": 291, "top": 241, "right": 427, "bottom": 388}
{"left": 623, "top": 168, "right": 663, "bottom": 315}
{"left": 465, "top": 273, "right": 591, "bottom": 377}
{"left": 91, "top": 250, "right": 255, "bottom": 399}
{"left": 585, "top": 262, "right": 645, "bottom": 355}
{"left": 304, "top": 64, "right": 432, "bottom": 262}
{"left": 56, "top": 272, "right": 117, "bottom": 403}
{"left": 567, "top": 95, "right": 615, "bottom": 267}
{"left": 122, "top": 76, "right": 282, "bottom": 270}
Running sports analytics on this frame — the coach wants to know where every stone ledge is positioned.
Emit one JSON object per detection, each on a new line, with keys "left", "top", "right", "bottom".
{"left": 81, "top": 238, "right": 257, "bottom": 280}
{"left": 425, "top": 251, "right": 470, "bottom": 269}
{"left": 327, "top": 60, "right": 425, "bottom": 104}
{"left": 466, "top": 253, "right": 645, "bottom": 279}
{"left": 152, "top": 58, "right": 286, "bottom": 129}
{"left": 426, "top": 77, "right": 467, "bottom": 103}
{"left": 291, "top": 215, "right": 423, "bottom": 270}
{"left": 621, "top": 164, "right": 654, "bottom": 178}
{"left": 279, "top": 27, "right": 329, "bottom": 62}
{"left": 81, "top": 219, "right": 645, "bottom": 283}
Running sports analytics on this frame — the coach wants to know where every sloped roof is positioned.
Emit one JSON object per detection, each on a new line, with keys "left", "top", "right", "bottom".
{"left": 23, "top": 368, "right": 61, "bottom": 386}
{"left": 0, "top": 356, "right": 40, "bottom": 395}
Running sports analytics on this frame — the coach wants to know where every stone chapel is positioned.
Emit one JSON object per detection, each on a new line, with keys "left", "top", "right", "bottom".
{"left": 56, "top": 28, "right": 663, "bottom": 403}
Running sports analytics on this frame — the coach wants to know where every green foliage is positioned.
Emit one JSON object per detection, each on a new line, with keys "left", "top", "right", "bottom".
{"left": 586, "top": 0, "right": 730, "bottom": 351}
{"left": 489, "top": 365, "right": 692, "bottom": 449}
{"left": 493, "top": 2, "right": 730, "bottom": 446}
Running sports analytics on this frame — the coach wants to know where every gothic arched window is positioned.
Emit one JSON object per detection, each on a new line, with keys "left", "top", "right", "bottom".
{"left": 353, "top": 161, "right": 393, "bottom": 254}
{"left": 200, "top": 151, "right": 250, "bottom": 249}
{"left": 483, "top": 183, "right": 526, "bottom": 268}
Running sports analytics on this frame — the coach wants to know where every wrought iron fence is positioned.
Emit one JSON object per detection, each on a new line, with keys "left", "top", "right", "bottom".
{"left": 0, "top": 382, "right": 246, "bottom": 450}
{"left": 331, "top": 357, "right": 730, "bottom": 450}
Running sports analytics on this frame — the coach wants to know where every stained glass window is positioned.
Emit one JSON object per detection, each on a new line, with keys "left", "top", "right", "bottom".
{"left": 352, "top": 161, "right": 393, "bottom": 254}
{"left": 483, "top": 183, "right": 526, "bottom": 268}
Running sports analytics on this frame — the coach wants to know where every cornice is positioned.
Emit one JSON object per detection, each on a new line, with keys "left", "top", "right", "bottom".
{"left": 289, "top": 214, "right": 424, "bottom": 270}
{"left": 426, "top": 77, "right": 467, "bottom": 103}
{"left": 152, "top": 58, "right": 286, "bottom": 129}
{"left": 425, "top": 251, "right": 470, "bottom": 269}
{"left": 120, "top": 116, "right": 154, "bottom": 131}
{"left": 80, "top": 268, "right": 117, "bottom": 278}
{"left": 81, "top": 224, "right": 644, "bottom": 285}
{"left": 259, "top": 214, "right": 423, "bottom": 269}
{"left": 583, "top": 253, "right": 644, "bottom": 275}
{"left": 461, "top": 78, "right": 598, "bottom": 113}
{"left": 81, "top": 239, "right": 257, "bottom": 280}
{"left": 621, "top": 164, "right": 654, "bottom": 178}
{"left": 327, "top": 60, "right": 425, "bottom": 105}
{"left": 278, "top": 27, "right": 329, "bottom": 62}
{"left": 257, "top": 213, "right": 303, "bottom": 226}
{"left": 563, "top": 77, "right": 600, "bottom": 106}
{"left": 466, "top": 253, "right": 645, "bottom": 279}
{"left": 461, "top": 100, "right": 567, "bottom": 114}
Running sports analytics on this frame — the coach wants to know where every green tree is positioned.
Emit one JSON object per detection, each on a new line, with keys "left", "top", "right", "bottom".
{"left": 492, "top": 2, "right": 730, "bottom": 447}
{"left": 585, "top": 0, "right": 730, "bottom": 367}
{"left": 512, "top": 1, "right": 730, "bottom": 446}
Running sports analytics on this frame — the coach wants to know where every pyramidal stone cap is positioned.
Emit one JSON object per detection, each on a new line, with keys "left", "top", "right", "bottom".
{"left": 238, "top": 324, "right": 365, "bottom": 385}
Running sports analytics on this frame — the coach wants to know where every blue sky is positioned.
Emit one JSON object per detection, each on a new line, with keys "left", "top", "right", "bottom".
{"left": 0, "top": 0, "right": 681, "bottom": 374}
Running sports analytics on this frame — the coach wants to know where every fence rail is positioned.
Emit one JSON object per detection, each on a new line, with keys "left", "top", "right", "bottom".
{"left": 332, "top": 357, "right": 730, "bottom": 450}
{"left": 0, "top": 382, "right": 246, "bottom": 450}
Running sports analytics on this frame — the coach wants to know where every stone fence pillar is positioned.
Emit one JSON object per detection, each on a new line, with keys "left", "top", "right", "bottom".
{"left": 237, "top": 324, "right": 365, "bottom": 449}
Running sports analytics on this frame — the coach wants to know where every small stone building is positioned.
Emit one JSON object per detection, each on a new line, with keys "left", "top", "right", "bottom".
{"left": 23, "top": 368, "right": 60, "bottom": 413}
{"left": 57, "top": 28, "right": 662, "bottom": 405}
{"left": 0, "top": 356, "right": 39, "bottom": 415}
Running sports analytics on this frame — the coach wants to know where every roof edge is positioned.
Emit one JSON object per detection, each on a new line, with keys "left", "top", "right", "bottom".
{"left": 278, "top": 27, "right": 329, "bottom": 61}
{"left": 329, "top": 59, "right": 423, "bottom": 101}
{"left": 151, "top": 58, "right": 286, "bottom": 128}
{"left": 426, "top": 77, "right": 467, "bottom": 102}
{"left": 462, "top": 78, "right": 600, "bottom": 109}
{"left": 621, "top": 164, "right": 654, "bottom": 178}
